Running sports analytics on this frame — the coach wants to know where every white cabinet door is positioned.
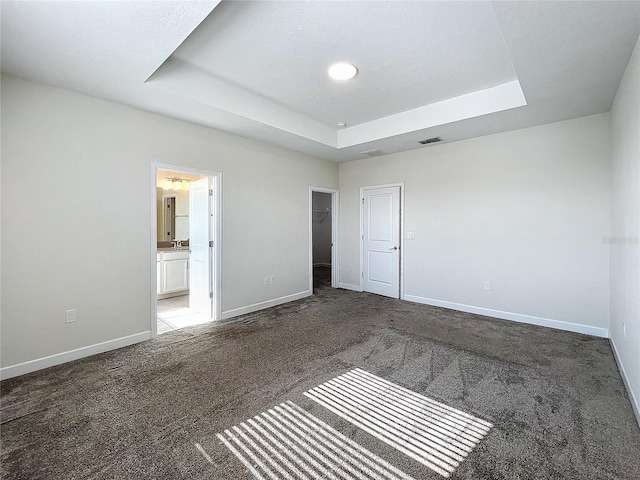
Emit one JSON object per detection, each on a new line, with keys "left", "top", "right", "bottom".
{"left": 163, "top": 252, "right": 189, "bottom": 293}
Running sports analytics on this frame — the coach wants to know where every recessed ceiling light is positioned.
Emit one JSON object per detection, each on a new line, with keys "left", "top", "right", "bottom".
{"left": 328, "top": 62, "right": 358, "bottom": 80}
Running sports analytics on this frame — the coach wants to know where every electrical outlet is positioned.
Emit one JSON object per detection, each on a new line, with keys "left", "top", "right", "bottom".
{"left": 270, "top": 275, "right": 276, "bottom": 284}
{"left": 407, "top": 232, "right": 415, "bottom": 240}
{"left": 483, "top": 281, "right": 491, "bottom": 291}
{"left": 264, "top": 276, "right": 270, "bottom": 286}
{"left": 65, "top": 309, "right": 77, "bottom": 324}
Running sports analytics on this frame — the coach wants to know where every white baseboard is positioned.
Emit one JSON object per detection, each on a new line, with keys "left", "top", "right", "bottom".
{"left": 610, "top": 336, "right": 640, "bottom": 428}
{"left": 0, "top": 331, "right": 151, "bottom": 381}
{"left": 222, "top": 290, "right": 312, "bottom": 320}
{"left": 403, "top": 294, "right": 609, "bottom": 338}
{"left": 339, "top": 283, "right": 363, "bottom": 292}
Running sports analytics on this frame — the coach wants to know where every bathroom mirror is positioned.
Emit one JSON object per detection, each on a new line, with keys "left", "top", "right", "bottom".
{"left": 156, "top": 170, "right": 204, "bottom": 243}
{"left": 156, "top": 189, "right": 190, "bottom": 242}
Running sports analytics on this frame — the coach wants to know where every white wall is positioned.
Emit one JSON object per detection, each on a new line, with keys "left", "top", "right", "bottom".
{"left": 312, "top": 191, "right": 332, "bottom": 265}
{"left": 340, "top": 113, "right": 611, "bottom": 335}
{"left": 1, "top": 75, "right": 338, "bottom": 372}
{"left": 610, "top": 35, "right": 640, "bottom": 424}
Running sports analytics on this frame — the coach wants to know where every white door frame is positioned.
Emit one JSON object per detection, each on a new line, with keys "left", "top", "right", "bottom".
{"left": 360, "top": 183, "right": 405, "bottom": 298}
{"left": 309, "top": 187, "right": 339, "bottom": 290}
{"left": 150, "top": 162, "right": 222, "bottom": 337}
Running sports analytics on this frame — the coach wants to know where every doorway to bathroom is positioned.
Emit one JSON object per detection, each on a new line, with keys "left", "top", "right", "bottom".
{"left": 152, "top": 164, "right": 222, "bottom": 336}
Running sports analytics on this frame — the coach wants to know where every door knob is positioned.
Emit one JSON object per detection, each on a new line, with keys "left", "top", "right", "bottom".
{"left": 390, "top": 246, "right": 398, "bottom": 250}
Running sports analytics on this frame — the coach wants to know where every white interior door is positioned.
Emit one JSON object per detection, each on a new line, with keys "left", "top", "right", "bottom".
{"left": 363, "top": 186, "right": 400, "bottom": 298}
{"left": 189, "top": 177, "right": 213, "bottom": 318}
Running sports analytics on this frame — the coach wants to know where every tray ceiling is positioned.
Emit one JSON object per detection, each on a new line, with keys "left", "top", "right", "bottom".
{"left": 2, "top": 1, "right": 638, "bottom": 162}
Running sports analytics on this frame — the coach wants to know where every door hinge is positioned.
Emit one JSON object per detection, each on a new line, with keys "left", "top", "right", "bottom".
{"left": 362, "top": 198, "right": 364, "bottom": 204}
{"left": 209, "top": 240, "right": 214, "bottom": 248}
{"left": 209, "top": 189, "right": 213, "bottom": 196}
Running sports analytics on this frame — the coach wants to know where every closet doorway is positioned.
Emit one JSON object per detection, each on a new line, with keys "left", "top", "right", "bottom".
{"left": 309, "top": 187, "right": 339, "bottom": 292}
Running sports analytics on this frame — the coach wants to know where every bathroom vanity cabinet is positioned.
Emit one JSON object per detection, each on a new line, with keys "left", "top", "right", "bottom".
{"left": 157, "top": 250, "right": 189, "bottom": 298}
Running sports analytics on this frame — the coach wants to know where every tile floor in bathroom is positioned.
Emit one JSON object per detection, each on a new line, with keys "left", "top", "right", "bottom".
{"left": 156, "top": 295, "right": 212, "bottom": 334}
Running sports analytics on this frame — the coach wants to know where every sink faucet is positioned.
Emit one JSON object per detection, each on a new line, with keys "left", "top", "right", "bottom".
{"left": 172, "top": 240, "right": 182, "bottom": 249}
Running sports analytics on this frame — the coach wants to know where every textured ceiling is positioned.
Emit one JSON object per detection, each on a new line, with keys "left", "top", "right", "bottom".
{"left": 1, "top": 1, "right": 639, "bottom": 162}
{"left": 171, "top": 1, "right": 517, "bottom": 128}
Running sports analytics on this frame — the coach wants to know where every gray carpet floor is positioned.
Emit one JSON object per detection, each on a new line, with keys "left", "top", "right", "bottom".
{"left": 1, "top": 267, "right": 639, "bottom": 479}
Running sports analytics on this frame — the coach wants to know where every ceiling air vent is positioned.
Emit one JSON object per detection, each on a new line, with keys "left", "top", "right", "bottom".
{"left": 419, "top": 136, "right": 443, "bottom": 145}
{"left": 360, "top": 148, "right": 384, "bottom": 157}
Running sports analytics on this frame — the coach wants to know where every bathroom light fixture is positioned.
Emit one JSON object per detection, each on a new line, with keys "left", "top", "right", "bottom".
{"left": 328, "top": 62, "right": 358, "bottom": 80}
{"left": 162, "top": 177, "right": 191, "bottom": 191}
